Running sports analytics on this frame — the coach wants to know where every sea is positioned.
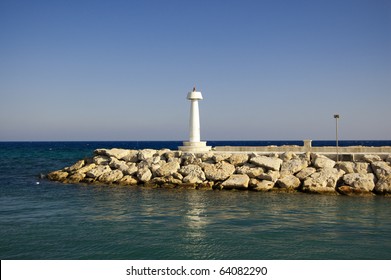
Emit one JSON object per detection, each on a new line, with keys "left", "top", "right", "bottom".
{"left": 1, "top": 140, "right": 391, "bottom": 260}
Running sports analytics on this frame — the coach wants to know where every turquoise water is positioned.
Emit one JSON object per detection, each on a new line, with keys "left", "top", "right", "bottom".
{"left": 1, "top": 141, "right": 391, "bottom": 259}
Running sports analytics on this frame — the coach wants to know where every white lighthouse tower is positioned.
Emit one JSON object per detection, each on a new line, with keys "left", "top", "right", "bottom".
{"left": 179, "top": 87, "right": 211, "bottom": 152}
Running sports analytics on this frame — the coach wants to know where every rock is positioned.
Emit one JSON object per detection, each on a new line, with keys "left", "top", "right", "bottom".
{"left": 86, "top": 165, "right": 111, "bottom": 179}
{"left": 336, "top": 161, "right": 371, "bottom": 175}
{"left": 155, "top": 161, "right": 180, "bottom": 177}
{"left": 386, "top": 155, "right": 391, "bottom": 164}
{"left": 138, "top": 149, "right": 157, "bottom": 161}
{"left": 181, "top": 153, "right": 201, "bottom": 166}
{"left": 354, "top": 162, "right": 371, "bottom": 174}
{"left": 249, "top": 179, "right": 275, "bottom": 191}
{"left": 280, "top": 152, "right": 295, "bottom": 161}
{"left": 137, "top": 167, "right": 152, "bottom": 182}
{"left": 66, "top": 172, "right": 85, "bottom": 183}
{"left": 93, "top": 156, "right": 110, "bottom": 165}
{"left": 371, "top": 161, "right": 391, "bottom": 179}
{"left": 47, "top": 170, "right": 69, "bottom": 181}
{"left": 200, "top": 151, "right": 215, "bottom": 162}
{"left": 302, "top": 168, "right": 345, "bottom": 193}
{"left": 109, "top": 157, "right": 129, "bottom": 172}
{"left": 235, "top": 163, "right": 264, "bottom": 178}
{"left": 374, "top": 175, "right": 391, "bottom": 194}
{"left": 121, "top": 150, "right": 139, "bottom": 162}
{"left": 258, "top": 170, "right": 280, "bottom": 182}
{"left": 183, "top": 173, "right": 205, "bottom": 184}
{"left": 362, "top": 154, "right": 383, "bottom": 163}
{"left": 277, "top": 175, "right": 301, "bottom": 189}
{"left": 229, "top": 154, "right": 249, "bottom": 166}
{"left": 118, "top": 175, "right": 139, "bottom": 186}
{"left": 312, "top": 154, "right": 335, "bottom": 169}
{"left": 77, "top": 163, "right": 97, "bottom": 174}
{"left": 250, "top": 155, "right": 282, "bottom": 171}
{"left": 280, "top": 158, "right": 308, "bottom": 177}
{"left": 213, "top": 153, "right": 232, "bottom": 163}
{"left": 342, "top": 173, "right": 375, "bottom": 192}
{"left": 221, "top": 174, "right": 250, "bottom": 189}
{"left": 69, "top": 160, "right": 85, "bottom": 172}
{"left": 295, "top": 167, "right": 316, "bottom": 180}
{"left": 179, "top": 164, "right": 203, "bottom": 176}
{"left": 123, "top": 163, "right": 138, "bottom": 176}
{"left": 203, "top": 161, "right": 235, "bottom": 181}
{"left": 179, "top": 164, "right": 206, "bottom": 184}
{"left": 335, "top": 161, "right": 355, "bottom": 174}
{"left": 173, "top": 172, "right": 183, "bottom": 180}
{"left": 98, "top": 170, "right": 124, "bottom": 183}
{"left": 163, "top": 150, "right": 182, "bottom": 161}
{"left": 337, "top": 186, "right": 374, "bottom": 196}
{"left": 165, "top": 176, "right": 183, "bottom": 185}
{"left": 97, "top": 148, "right": 133, "bottom": 160}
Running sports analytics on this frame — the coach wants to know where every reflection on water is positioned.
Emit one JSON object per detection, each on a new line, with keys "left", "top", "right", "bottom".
{"left": 1, "top": 183, "right": 391, "bottom": 260}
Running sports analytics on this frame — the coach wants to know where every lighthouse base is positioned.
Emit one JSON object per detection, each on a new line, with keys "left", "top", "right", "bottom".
{"left": 178, "top": 141, "right": 212, "bottom": 153}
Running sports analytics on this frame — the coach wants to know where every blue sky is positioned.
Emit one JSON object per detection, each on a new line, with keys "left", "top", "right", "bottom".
{"left": 1, "top": 0, "right": 390, "bottom": 141}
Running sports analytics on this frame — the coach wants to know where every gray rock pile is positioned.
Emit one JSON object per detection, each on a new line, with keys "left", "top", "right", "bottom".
{"left": 47, "top": 148, "right": 391, "bottom": 195}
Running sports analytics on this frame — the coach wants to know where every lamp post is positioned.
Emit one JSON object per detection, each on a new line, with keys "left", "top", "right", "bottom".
{"left": 334, "top": 114, "right": 340, "bottom": 162}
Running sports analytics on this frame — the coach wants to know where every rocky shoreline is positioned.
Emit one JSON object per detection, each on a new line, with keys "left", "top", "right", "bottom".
{"left": 47, "top": 148, "right": 391, "bottom": 195}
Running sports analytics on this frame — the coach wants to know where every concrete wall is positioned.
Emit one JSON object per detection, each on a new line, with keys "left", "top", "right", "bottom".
{"left": 213, "top": 140, "right": 391, "bottom": 157}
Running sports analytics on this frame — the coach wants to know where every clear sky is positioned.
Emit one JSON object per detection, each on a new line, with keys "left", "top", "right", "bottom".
{"left": 1, "top": 0, "right": 390, "bottom": 141}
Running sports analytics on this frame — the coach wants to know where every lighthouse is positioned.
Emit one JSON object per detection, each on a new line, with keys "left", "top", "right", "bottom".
{"left": 179, "top": 87, "right": 211, "bottom": 152}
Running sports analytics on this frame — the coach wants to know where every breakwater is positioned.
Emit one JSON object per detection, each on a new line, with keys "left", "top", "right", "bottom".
{"left": 47, "top": 147, "right": 391, "bottom": 195}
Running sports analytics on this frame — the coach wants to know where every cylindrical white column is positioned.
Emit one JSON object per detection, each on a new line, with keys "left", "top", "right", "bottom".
{"left": 189, "top": 100, "right": 200, "bottom": 142}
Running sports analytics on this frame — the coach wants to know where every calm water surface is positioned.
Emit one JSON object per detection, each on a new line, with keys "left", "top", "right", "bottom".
{"left": 0, "top": 141, "right": 390, "bottom": 259}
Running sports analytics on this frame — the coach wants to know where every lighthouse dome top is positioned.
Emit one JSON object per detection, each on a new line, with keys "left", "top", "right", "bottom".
{"left": 187, "top": 87, "right": 203, "bottom": 100}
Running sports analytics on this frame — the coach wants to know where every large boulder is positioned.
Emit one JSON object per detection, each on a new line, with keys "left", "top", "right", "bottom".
{"left": 280, "top": 158, "right": 308, "bottom": 177}
{"left": 118, "top": 175, "right": 138, "bottom": 186}
{"left": 362, "top": 154, "right": 383, "bottom": 163}
{"left": 66, "top": 172, "right": 85, "bottom": 183}
{"left": 221, "top": 174, "right": 250, "bottom": 190}
{"left": 213, "top": 153, "right": 232, "bottom": 163}
{"left": 86, "top": 165, "right": 111, "bottom": 179}
{"left": 77, "top": 163, "right": 96, "bottom": 174}
{"left": 235, "top": 163, "right": 264, "bottom": 178}
{"left": 312, "top": 154, "right": 335, "bottom": 169}
{"left": 354, "top": 162, "right": 371, "bottom": 174}
{"left": 371, "top": 161, "right": 391, "bottom": 179}
{"left": 179, "top": 164, "right": 206, "bottom": 184}
{"left": 123, "top": 163, "right": 138, "bottom": 176}
{"left": 295, "top": 167, "right": 316, "bottom": 180}
{"left": 99, "top": 170, "right": 124, "bottom": 183}
{"left": 374, "top": 175, "right": 391, "bottom": 194}
{"left": 95, "top": 148, "right": 132, "bottom": 160}
{"left": 155, "top": 161, "right": 180, "bottom": 177}
{"left": 277, "top": 175, "right": 301, "bottom": 189}
{"left": 93, "top": 156, "right": 110, "bottom": 165}
{"left": 342, "top": 173, "right": 375, "bottom": 192}
{"left": 137, "top": 167, "right": 152, "bottom": 182}
{"left": 68, "top": 160, "right": 85, "bottom": 172}
{"left": 258, "top": 170, "right": 280, "bottom": 182}
{"left": 203, "top": 161, "right": 235, "bottom": 181}
{"left": 181, "top": 153, "right": 202, "bottom": 166}
{"left": 250, "top": 155, "right": 282, "bottom": 171}
{"left": 138, "top": 149, "right": 157, "bottom": 161}
{"left": 229, "top": 154, "right": 249, "bottom": 166}
{"left": 249, "top": 179, "right": 275, "bottom": 191}
{"left": 121, "top": 150, "right": 139, "bottom": 162}
{"left": 47, "top": 170, "right": 69, "bottom": 181}
{"left": 302, "top": 168, "right": 345, "bottom": 193}
{"left": 335, "top": 161, "right": 355, "bottom": 174}
{"left": 109, "top": 157, "right": 129, "bottom": 172}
